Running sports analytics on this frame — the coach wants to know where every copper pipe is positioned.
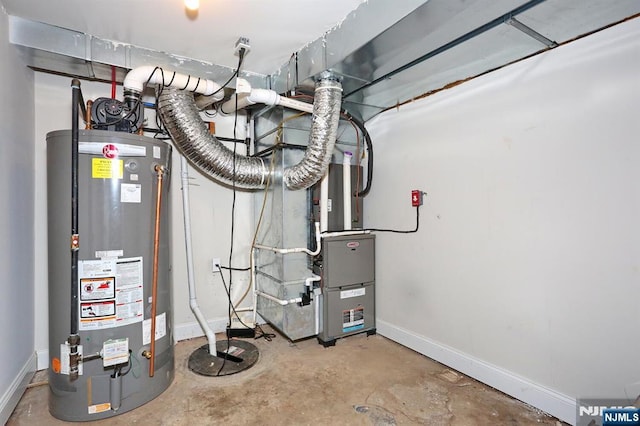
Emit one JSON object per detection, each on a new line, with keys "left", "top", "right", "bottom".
{"left": 149, "top": 164, "right": 165, "bottom": 377}
{"left": 85, "top": 100, "right": 92, "bottom": 129}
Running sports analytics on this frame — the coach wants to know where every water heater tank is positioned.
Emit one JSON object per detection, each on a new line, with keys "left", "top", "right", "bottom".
{"left": 46, "top": 129, "right": 173, "bottom": 421}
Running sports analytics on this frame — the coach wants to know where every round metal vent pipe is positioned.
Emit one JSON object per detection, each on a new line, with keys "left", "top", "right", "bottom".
{"left": 156, "top": 76, "right": 342, "bottom": 190}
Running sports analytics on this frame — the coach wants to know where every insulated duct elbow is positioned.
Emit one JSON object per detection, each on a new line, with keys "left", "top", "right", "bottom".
{"left": 283, "top": 78, "right": 342, "bottom": 190}
{"left": 158, "top": 88, "right": 267, "bottom": 189}
{"left": 157, "top": 77, "right": 342, "bottom": 191}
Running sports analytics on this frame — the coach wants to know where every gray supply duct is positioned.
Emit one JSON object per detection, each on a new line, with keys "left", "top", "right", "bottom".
{"left": 156, "top": 77, "right": 342, "bottom": 190}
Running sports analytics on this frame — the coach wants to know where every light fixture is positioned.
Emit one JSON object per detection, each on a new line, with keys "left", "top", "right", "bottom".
{"left": 184, "top": 0, "right": 199, "bottom": 11}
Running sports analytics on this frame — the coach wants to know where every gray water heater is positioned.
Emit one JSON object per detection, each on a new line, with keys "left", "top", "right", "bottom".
{"left": 47, "top": 130, "right": 174, "bottom": 421}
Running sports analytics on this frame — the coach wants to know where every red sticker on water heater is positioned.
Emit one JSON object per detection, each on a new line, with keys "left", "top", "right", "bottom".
{"left": 346, "top": 241, "right": 360, "bottom": 248}
{"left": 102, "top": 144, "right": 119, "bottom": 159}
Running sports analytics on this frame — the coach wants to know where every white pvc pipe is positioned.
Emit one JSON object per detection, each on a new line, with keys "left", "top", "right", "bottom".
{"left": 251, "top": 248, "right": 258, "bottom": 325}
{"left": 180, "top": 156, "right": 216, "bottom": 355}
{"left": 343, "top": 152, "right": 353, "bottom": 231}
{"left": 303, "top": 274, "right": 322, "bottom": 335}
{"left": 220, "top": 79, "right": 314, "bottom": 115}
{"left": 277, "top": 96, "right": 315, "bottom": 114}
{"left": 254, "top": 222, "right": 321, "bottom": 256}
{"left": 255, "top": 290, "right": 302, "bottom": 306}
{"left": 314, "top": 288, "right": 322, "bottom": 335}
{"left": 123, "top": 66, "right": 224, "bottom": 100}
{"left": 305, "top": 274, "right": 321, "bottom": 289}
{"left": 320, "top": 170, "right": 329, "bottom": 233}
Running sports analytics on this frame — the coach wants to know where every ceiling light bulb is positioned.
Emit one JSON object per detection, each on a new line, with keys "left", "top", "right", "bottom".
{"left": 184, "top": 0, "right": 199, "bottom": 11}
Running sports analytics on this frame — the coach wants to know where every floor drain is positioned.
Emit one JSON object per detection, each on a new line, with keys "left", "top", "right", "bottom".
{"left": 354, "top": 405, "right": 370, "bottom": 414}
{"left": 188, "top": 340, "right": 259, "bottom": 376}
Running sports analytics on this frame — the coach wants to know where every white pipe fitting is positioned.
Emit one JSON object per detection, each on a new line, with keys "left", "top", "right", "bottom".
{"left": 305, "top": 274, "right": 321, "bottom": 289}
{"left": 314, "top": 288, "right": 322, "bottom": 335}
{"left": 255, "top": 290, "right": 302, "bottom": 306}
{"left": 320, "top": 170, "right": 329, "bottom": 233}
{"left": 220, "top": 79, "right": 314, "bottom": 115}
{"left": 253, "top": 222, "right": 321, "bottom": 256}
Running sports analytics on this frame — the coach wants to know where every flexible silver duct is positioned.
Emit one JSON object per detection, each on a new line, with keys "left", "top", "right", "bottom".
{"left": 158, "top": 89, "right": 267, "bottom": 188}
{"left": 157, "top": 77, "right": 342, "bottom": 190}
{"left": 283, "top": 78, "right": 342, "bottom": 190}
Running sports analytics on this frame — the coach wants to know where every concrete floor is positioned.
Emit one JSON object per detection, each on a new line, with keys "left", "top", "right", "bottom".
{"left": 9, "top": 328, "right": 564, "bottom": 425}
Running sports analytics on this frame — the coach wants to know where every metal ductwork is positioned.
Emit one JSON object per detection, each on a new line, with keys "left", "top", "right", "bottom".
{"left": 9, "top": 2, "right": 640, "bottom": 122}
{"left": 157, "top": 77, "right": 342, "bottom": 190}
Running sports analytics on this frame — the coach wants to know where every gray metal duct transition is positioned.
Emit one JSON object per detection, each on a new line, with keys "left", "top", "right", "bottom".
{"left": 158, "top": 77, "right": 342, "bottom": 190}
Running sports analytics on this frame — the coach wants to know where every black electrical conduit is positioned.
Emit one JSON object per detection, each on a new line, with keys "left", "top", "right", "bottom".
{"left": 343, "top": 0, "right": 549, "bottom": 99}
{"left": 69, "top": 79, "right": 85, "bottom": 380}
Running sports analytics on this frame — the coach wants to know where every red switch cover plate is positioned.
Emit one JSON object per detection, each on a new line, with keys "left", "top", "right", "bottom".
{"left": 411, "top": 190, "right": 423, "bottom": 207}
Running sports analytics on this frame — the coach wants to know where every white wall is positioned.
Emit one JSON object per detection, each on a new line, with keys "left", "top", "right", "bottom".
{"left": 0, "top": 4, "right": 36, "bottom": 424}
{"left": 34, "top": 73, "right": 254, "bottom": 366}
{"left": 366, "top": 18, "right": 640, "bottom": 424}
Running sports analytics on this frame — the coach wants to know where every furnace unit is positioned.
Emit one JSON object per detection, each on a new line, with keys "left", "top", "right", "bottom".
{"left": 316, "top": 233, "right": 376, "bottom": 346}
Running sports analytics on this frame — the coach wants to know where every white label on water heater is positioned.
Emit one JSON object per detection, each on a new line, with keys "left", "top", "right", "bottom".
{"left": 78, "top": 257, "right": 144, "bottom": 331}
{"left": 142, "top": 312, "right": 167, "bottom": 345}
{"left": 153, "top": 146, "right": 161, "bottom": 159}
{"left": 103, "top": 338, "right": 129, "bottom": 367}
{"left": 120, "top": 183, "right": 142, "bottom": 203}
{"left": 340, "top": 288, "right": 366, "bottom": 299}
{"left": 95, "top": 250, "right": 124, "bottom": 259}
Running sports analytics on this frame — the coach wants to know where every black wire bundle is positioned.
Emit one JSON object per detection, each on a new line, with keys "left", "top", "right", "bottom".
{"left": 361, "top": 205, "right": 421, "bottom": 234}
{"left": 217, "top": 49, "right": 246, "bottom": 376}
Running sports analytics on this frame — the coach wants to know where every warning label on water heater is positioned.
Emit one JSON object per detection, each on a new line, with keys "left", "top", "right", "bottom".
{"left": 78, "top": 257, "right": 144, "bottom": 331}
{"left": 92, "top": 158, "right": 123, "bottom": 179}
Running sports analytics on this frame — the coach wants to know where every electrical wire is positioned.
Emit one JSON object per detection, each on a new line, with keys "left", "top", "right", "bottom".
{"left": 217, "top": 49, "right": 245, "bottom": 376}
{"left": 216, "top": 268, "right": 275, "bottom": 343}
{"left": 358, "top": 205, "right": 421, "bottom": 234}
{"left": 233, "top": 112, "right": 306, "bottom": 308}
{"left": 220, "top": 265, "right": 251, "bottom": 271}
{"left": 216, "top": 113, "right": 305, "bottom": 344}
{"left": 340, "top": 112, "right": 362, "bottom": 223}
{"left": 113, "top": 350, "right": 133, "bottom": 378}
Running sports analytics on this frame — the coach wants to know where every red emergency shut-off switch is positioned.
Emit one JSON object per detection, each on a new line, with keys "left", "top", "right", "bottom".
{"left": 411, "top": 190, "right": 423, "bottom": 207}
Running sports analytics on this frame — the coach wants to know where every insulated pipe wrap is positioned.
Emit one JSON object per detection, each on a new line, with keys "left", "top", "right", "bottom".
{"left": 158, "top": 89, "right": 267, "bottom": 189}
{"left": 283, "top": 79, "right": 342, "bottom": 190}
{"left": 157, "top": 77, "right": 342, "bottom": 190}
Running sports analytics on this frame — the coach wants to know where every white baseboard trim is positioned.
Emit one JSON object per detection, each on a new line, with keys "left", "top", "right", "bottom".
{"left": 36, "top": 348, "right": 49, "bottom": 371}
{"left": 174, "top": 317, "right": 229, "bottom": 342}
{"left": 377, "top": 320, "right": 576, "bottom": 425}
{"left": 0, "top": 352, "right": 36, "bottom": 425}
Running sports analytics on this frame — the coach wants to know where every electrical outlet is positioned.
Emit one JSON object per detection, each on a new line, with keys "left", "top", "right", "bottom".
{"left": 212, "top": 258, "right": 220, "bottom": 273}
{"left": 234, "top": 37, "right": 251, "bottom": 57}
